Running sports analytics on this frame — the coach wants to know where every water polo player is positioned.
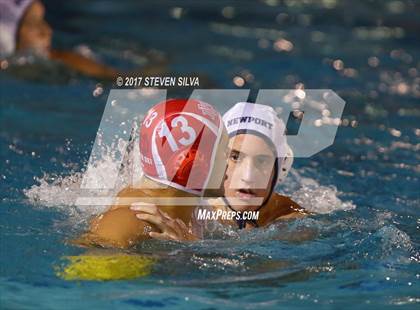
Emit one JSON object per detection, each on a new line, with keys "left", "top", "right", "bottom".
{"left": 0, "top": 0, "right": 167, "bottom": 79}
{"left": 139, "top": 102, "right": 306, "bottom": 241}
{"left": 76, "top": 98, "right": 228, "bottom": 248}
{"left": 208, "top": 102, "right": 306, "bottom": 229}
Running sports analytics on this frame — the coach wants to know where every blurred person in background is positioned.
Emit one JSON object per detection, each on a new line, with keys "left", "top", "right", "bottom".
{"left": 0, "top": 0, "right": 166, "bottom": 80}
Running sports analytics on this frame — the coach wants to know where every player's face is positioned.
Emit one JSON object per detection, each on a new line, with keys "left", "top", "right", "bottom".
{"left": 224, "top": 134, "right": 276, "bottom": 211}
{"left": 17, "top": 1, "right": 52, "bottom": 56}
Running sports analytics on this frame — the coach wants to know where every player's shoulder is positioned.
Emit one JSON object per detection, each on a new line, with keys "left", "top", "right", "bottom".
{"left": 271, "top": 192, "right": 295, "bottom": 204}
{"left": 269, "top": 193, "right": 306, "bottom": 213}
{"left": 109, "top": 186, "right": 148, "bottom": 210}
{"left": 117, "top": 185, "right": 147, "bottom": 197}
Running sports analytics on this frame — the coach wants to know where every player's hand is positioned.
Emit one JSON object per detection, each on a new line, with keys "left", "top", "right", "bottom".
{"left": 130, "top": 203, "right": 199, "bottom": 242}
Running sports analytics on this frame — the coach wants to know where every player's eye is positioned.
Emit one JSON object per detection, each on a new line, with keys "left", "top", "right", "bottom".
{"left": 229, "top": 151, "right": 240, "bottom": 162}
{"left": 257, "top": 158, "right": 268, "bottom": 166}
{"left": 256, "top": 156, "right": 274, "bottom": 169}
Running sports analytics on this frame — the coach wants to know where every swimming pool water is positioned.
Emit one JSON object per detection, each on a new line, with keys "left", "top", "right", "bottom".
{"left": 1, "top": 0, "right": 419, "bottom": 309}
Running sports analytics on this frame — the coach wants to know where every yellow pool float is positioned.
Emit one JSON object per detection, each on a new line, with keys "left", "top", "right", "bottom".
{"left": 56, "top": 254, "right": 155, "bottom": 281}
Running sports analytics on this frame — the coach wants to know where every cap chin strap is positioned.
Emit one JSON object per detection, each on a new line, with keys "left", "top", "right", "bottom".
{"left": 223, "top": 158, "right": 279, "bottom": 229}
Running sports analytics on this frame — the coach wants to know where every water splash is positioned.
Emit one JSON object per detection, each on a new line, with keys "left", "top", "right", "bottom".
{"left": 23, "top": 134, "right": 142, "bottom": 218}
{"left": 281, "top": 170, "right": 356, "bottom": 214}
{"left": 24, "top": 130, "right": 355, "bottom": 222}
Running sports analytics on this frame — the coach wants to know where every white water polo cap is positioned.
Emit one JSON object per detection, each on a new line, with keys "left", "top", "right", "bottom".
{"left": 0, "top": 0, "right": 34, "bottom": 56}
{"left": 140, "top": 99, "right": 224, "bottom": 195}
{"left": 223, "top": 102, "right": 293, "bottom": 183}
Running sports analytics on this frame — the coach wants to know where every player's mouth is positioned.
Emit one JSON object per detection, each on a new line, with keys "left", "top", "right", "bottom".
{"left": 235, "top": 188, "right": 257, "bottom": 200}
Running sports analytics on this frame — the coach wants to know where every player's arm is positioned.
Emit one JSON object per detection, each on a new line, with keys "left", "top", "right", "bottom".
{"left": 72, "top": 188, "right": 154, "bottom": 249}
{"left": 50, "top": 50, "right": 118, "bottom": 80}
{"left": 270, "top": 195, "right": 317, "bottom": 242}
{"left": 49, "top": 50, "right": 167, "bottom": 80}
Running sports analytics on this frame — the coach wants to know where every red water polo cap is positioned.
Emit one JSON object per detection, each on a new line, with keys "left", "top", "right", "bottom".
{"left": 139, "top": 99, "right": 223, "bottom": 195}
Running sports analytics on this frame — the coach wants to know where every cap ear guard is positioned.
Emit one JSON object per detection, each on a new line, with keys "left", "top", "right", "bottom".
{"left": 278, "top": 144, "right": 293, "bottom": 183}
